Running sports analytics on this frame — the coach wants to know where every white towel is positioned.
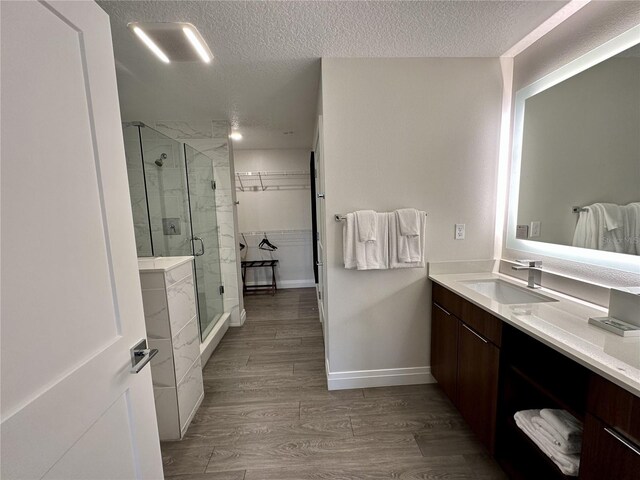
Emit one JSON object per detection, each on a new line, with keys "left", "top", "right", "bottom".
{"left": 396, "top": 208, "right": 420, "bottom": 236}
{"left": 355, "top": 210, "right": 377, "bottom": 242}
{"left": 539, "top": 409, "right": 583, "bottom": 443}
{"left": 343, "top": 213, "right": 357, "bottom": 269}
{"left": 514, "top": 410, "right": 580, "bottom": 476}
{"left": 389, "top": 212, "right": 426, "bottom": 269}
{"left": 572, "top": 204, "right": 625, "bottom": 253}
{"left": 623, "top": 202, "right": 640, "bottom": 255}
{"left": 347, "top": 212, "right": 388, "bottom": 270}
{"left": 532, "top": 415, "right": 582, "bottom": 454}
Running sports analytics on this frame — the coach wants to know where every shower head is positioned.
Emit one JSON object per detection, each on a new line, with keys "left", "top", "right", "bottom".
{"left": 155, "top": 153, "right": 167, "bottom": 167}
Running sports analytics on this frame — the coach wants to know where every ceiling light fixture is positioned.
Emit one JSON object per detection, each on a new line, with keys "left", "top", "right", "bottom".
{"left": 229, "top": 132, "right": 243, "bottom": 141}
{"left": 132, "top": 26, "right": 170, "bottom": 63}
{"left": 183, "top": 27, "right": 211, "bottom": 63}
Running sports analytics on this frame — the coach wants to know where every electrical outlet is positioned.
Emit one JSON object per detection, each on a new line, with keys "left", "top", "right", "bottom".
{"left": 530, "top": 221, "right": 541, "bottom": 238}
{"left": 455, "top": 224, "right": 465, "bottom": 240}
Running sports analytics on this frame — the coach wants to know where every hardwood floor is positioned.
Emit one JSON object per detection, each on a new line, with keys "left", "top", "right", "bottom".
{"left": 161, "top": 288, "right": 506, "bottom": 479}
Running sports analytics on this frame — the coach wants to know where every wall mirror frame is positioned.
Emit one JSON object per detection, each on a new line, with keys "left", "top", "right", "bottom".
{"left": 507, "top": 24, "right": 640, "bottom": 275}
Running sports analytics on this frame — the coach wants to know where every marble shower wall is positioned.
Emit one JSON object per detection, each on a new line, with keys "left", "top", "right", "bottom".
{"left": 153, "top": 120, "right": 243, "bottom": 327}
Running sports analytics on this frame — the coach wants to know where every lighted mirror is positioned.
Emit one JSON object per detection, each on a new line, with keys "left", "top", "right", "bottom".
{"left": 507, "top": 25, "right": 640, "bottom": 273}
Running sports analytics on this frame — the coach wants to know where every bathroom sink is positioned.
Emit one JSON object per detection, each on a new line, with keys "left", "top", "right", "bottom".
{"left": 461, "top": 279, "right": 558, "bottom": 305}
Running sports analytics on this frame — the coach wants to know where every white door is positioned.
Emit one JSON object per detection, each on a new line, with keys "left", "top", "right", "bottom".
{"left": 1, "top": 1, "right": 164, "bottom": 479}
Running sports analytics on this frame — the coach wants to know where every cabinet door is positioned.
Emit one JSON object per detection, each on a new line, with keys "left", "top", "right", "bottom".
{"left": 580, "top": 414, "right": 640, "bottom": 480}
{"left": 457, "top": 323, "right": 500, "bottom": 453}
{"left": 430, "top": 303, "right": 459, "bottom": 404}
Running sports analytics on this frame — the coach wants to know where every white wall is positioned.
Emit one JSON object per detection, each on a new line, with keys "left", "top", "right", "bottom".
{"left": 235, "top": 149, "right": 314, "bottom": 288}
{"left": 504, "top": 0, "right": 640, "bottom": 287}
{"left": 517, "top": 55, "right": 640, "bottom": 246}
{"left": 321, "top": 58, "right": 503, "bottom": 385}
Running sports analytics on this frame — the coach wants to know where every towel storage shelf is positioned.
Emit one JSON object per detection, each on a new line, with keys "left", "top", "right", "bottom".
{"left": 236, "top": 171, "right": 310, "bottom": 192}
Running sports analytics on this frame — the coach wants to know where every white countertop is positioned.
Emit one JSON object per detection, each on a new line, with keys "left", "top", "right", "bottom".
{"left": 429, "top": 271, "right": 640, "bottom": 397}
{"left": 137, "top": 256, "right": 194, "bottom": 272}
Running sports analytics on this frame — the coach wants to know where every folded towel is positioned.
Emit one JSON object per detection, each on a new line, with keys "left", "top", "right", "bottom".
{"left": 343, "top": 213, "right": 357, "bottom": 269}
{"left": 396, "top": 208, "right": 420, "bottom": 236}
{"left": 353, "top": 212, "right": 389, "bottom": 270}
{"left": 532, "top": 415, "right": 581, "bottom": 454}
{"left": 514, "top": 410, "right": 580, "bottom": 476}
{"left": 388, "top": 212, "right": 426, "bottom": 269}
{"left": 355, "top": 210, "right": 378, "bottom": 242}
{"left": 540, "top": 409, "right": 583, "bottom": 443}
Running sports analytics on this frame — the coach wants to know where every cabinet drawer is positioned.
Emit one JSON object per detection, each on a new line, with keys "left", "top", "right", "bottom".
{"left": 580, "top": 413, "right": 640, "bottom": 480}
{"left": 432, "top": 282, "right": 502, "bottom": 346}
{"left": 587, "top": 375, "right": 640, "bottom": 444}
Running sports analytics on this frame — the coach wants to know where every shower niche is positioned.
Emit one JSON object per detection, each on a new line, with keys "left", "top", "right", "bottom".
{"left": 123, "top": 122, "right": 224, "bottom": 341}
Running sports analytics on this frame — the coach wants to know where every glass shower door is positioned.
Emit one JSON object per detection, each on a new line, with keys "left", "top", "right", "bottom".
{"left": 185, "top": 145, "right": 224, "bottom": 340}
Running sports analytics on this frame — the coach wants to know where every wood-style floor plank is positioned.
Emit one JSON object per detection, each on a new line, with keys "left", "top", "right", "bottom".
{"left": 160, "top": 288, "right": 505, "bottom": 479}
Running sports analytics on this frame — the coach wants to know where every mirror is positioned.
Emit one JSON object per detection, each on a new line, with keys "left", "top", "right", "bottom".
{"left": 507, "top": 25, "right": 640, "bottom": 273}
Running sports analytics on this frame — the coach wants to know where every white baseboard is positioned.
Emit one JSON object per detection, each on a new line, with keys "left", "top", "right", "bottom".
{"left": 200, "top": 312, "right": 230, "bottom": 367}
{"left": 244, "top": 279, "right": 315, "bottom": 289}
{"left": 326, "top": 364, "right": 435, "bottom": 390}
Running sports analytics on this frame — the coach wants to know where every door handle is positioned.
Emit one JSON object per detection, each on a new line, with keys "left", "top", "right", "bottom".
{"left": 462, "top": 323, "right": 489, "bottom": 344}
{"left": 130, "top": 339, "right": 158, "bottom": 374}
{"left": 192, "top": 236, "right": 205, "bottom": 256}
{"left": 605, "top": 427, "right": 640, "bottom": 456}
{"left": 317, "top": 193, "right": 325, "bottom": 198}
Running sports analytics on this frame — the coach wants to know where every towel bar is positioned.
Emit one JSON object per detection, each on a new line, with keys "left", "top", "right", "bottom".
{"left": 334, "top": 212, "right": 427, "bottom": 222}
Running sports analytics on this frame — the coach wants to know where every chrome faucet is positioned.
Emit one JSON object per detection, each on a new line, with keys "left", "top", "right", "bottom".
{"left": 512, "top": 260, "right": 542, "bottom": 289}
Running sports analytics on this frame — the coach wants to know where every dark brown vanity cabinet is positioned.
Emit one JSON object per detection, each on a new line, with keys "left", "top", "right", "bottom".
{"left": 431, "top": 282, "right": 640, "bottom": 479}
{"left": 431, "top": 283, "right": 501, "bottom": 453}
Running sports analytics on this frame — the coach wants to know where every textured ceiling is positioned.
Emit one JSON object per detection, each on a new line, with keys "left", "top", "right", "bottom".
{"left": 98, "top": 1, "right": 569, "bottom": 149}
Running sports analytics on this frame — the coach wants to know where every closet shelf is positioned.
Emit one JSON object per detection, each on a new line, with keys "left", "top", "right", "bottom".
{"left": 235, "top": 171, "right": 310, "bottom": 191}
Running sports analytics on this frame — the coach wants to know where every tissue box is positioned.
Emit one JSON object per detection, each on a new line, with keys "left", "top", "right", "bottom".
{"left": 588, "top": 289, "right": 640, "bottom": 337}
{"left": 609, "top": 288, "right": 640, "bottom": 328}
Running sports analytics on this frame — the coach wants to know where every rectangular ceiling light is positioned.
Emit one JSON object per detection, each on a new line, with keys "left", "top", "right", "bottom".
{"left": 131, "top": 26, "right": 170, "bottom": 63}
{"left": 183, "top": 26, "right": 212, "bottom": 63}
{"left": 128, "top": 22, "right": 213, "bottom": 64}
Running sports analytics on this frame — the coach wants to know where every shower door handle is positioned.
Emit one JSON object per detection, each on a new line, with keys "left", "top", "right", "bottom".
{"left": 192, "top": 236, "right": 205, "bottom": 256}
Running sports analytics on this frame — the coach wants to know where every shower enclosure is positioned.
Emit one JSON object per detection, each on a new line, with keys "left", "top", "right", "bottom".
{"left": 123, "top": 122, "right": 224, "bottom": 341}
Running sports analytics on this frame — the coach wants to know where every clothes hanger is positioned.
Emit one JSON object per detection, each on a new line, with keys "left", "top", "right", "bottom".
{"left": 259, "top": 232, "right": 278, "bottom": 251}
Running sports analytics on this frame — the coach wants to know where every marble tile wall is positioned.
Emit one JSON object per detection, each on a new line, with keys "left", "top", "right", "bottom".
{"left": 154, "top": 120, "right": 242, "bottom": 327}
{"left": 139, "top": 264, "right": 204, "bottom": 440}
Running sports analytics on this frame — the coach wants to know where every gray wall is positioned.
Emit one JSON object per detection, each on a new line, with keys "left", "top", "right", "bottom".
{"left": 321, "top": 58, "right": 502, "bottom": 376}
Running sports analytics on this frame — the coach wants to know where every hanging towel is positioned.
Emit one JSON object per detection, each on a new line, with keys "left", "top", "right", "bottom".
{"left": 389, "top": 212, "right": 426, "bottom": 269}
{"left": 353, "top": 212, "right": 388, "bottom": 270}
{"left": 539, "top": 409, "right": 583, "bottom": 443}
{"left": 623, "top": 202, "right": 640, "bottom": 255}
{"left": 572, "top": 204, "right": 625, "bottom": 253}
{"left": 396, "top": 208, "right": 421, "bottom": 236}
{"left": 532, "top": 416, "right": 582, "bottom": 454}
{"left": 343, "top": 213, "right": 357, "bottom": 269}
{"left": 514, "top": 410, "right": 580, "bottom": 476}
{"left": 355, "top": 210, "right": 378, "bottom": 242}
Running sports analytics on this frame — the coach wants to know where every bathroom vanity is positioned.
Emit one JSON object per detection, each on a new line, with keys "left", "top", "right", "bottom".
{"left": 429, "top": 273, "right": 639, "bottom": 480}
{"left": 138, "top": 256, "right": 204, "bottom": 441}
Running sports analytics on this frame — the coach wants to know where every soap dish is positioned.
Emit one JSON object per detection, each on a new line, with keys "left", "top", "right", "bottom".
{"left": 589, "top": 316, "right": 640, "bottom": 337}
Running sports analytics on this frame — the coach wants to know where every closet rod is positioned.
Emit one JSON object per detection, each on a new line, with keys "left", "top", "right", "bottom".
{"left": 334, "top": 212, "right": 428, "bottom": 222}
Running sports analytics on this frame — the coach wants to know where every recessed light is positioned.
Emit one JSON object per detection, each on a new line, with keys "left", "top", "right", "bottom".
{"left": 229, "top": 132, "right": 243, "bottom": 141}
{"left": 127, "top": 22, "right": 213, "bottom": 63}
{"left": 183, "top": 27, "right": 211, "bottom": 63}
{"left": 132, "top": 26, "right": 170, "bottom": 63}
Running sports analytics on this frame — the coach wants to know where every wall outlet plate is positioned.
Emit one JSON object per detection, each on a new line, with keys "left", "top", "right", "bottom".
{"left": 530, "top": 221, "right": 541, "bottom": 238}
{"left": 455, "top": 224, "right": 465, "bottom": 240}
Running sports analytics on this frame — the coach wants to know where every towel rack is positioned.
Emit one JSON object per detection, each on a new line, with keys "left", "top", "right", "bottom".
{"left": 572, "top": 206, "right": 588, "bottom": 213}
{"left": 334, "top": 212, "right": 428, "bottom": 222}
